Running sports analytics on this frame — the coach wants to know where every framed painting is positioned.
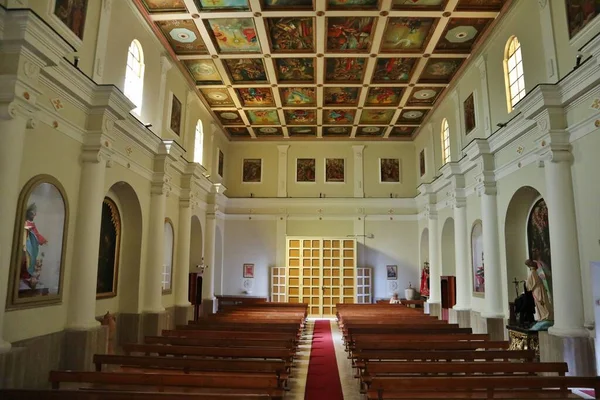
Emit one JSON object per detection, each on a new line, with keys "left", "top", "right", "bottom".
{"left": 279, "top": 87, "right": 316, "bottom": 107}
{"left": 566, "top": 0, "right": 600, "bottom": 39}
{"left": 169, "top": 93, "right": 182, "bottom": 136}
{"left": 236, "top": 88, "right": 275, "bottom": 107}
{"left": 380, "top": 158, "right": 401, "bottom": 183}
{"left": 386, "top": 265, "right": 398, "bottom": 280}
{"left": 246, "top": 110, "right": 280, "bottom": 125}
{"left": 372, "top": 58, "right": 417, "bottom": 83}
{"left": 396, "top": 109, "right": 428, "bottom": 124}
{"left": 324, "top": 109, "right": 356, "bottom": 124}
{"left": 218, "top": 149, "right": 224, "bottom": 177}
{"left": 266, "top": 17, "right": 315, "bottom": 53}
{"left": 284, "top": 110, "right": 316, "bottom": 125}
{"left": 155, "top": 19, "right": 207, "bottom": 55}
{"left": 419, "top": 149, "right": 426, "bottom": 176}
{"left": 464, "top": 92, "right": 476, "bottom": 134}
{"left": 96, "top": 198, "right": 121, "bottom": 298}
{"left": 242, "top": 159, "right": 263, "bottom": 183}
{"left": 407, "top": 87, "right": 443, "bottom": 106}
{"left": 365, "top": 87, "right": 403, "bottom": 106}
{"left": 471, "top": 220, "right": 484, "bottom": 294}
{"left": 201, "top": 88, "right": 235, "bottom": 107}
{"left": 296, "top": 158, "right": 316, "bottom": 182}
{"left": 419, "top": 58, "right": 464, "bottom": 83}
{"left": 7, "top": 175, "right": 69, "bottom": 309}
{"left": 243, "top": 263, "right": 255, "bottom": 278}
{"left": 360, "top": 109, "right": 395, "bottom": 125}
{"left": 223, "top": 59, "right": 268, "bottom": 84}
{"left": 435, "top": 17, "right": 492, "bottom": 53}
{"left": 183, "top": 60, "right": 222, "bottom": 84}
{"left": 49, "top": 0, "right": 89, "bottom": 44}
{"left": 216, "top": 111, "right": 244, "bottom": 125}
{"left": 325, "top": 58, "right": 367, "bottom": 83}
{"left": 527, "top": 198, "right": 551, "bottom": 270}
{"left": 205, "top": 18, "right": 261, "bottom": 54}
{"left": 324, "top": 87, "right": 360, "bottom": 106}
{"left": 275, "top": 58, "right": 315, "bottom": 83}
{"left": 325, "top": 158, "right": 345, "bottom": 183}
{"left": 381, "top": 17, "right": 436, "bottom": 52}
{"left": 326, "top": 17, "right": 376, "bottom": 52}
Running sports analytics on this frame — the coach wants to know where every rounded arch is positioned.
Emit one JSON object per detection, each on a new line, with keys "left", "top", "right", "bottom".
{"left": 190, "top": 215, "right": 204, "bottom": 272}
{"left": 471, "top": 220, "right": 484, "bottom": 293}
{"left": 441, "top": 217, "right": 455, "bottom": 277}
{"left": 503, "top": 35, "right": 525, "bottom": 112}
{"left": 163, "top": 218, "right": 175, "bottom": 294}
{"left": 105, "top": 181, "right": 143, "bottom": 314}
{"left": 124, "top": 39, "right": 145, "bottom": 114}
{"left": 504, "top": 186, "right": 548, "bottom": 302}
{"left": 441, "top": 118, "right": 450, "bottom": 164}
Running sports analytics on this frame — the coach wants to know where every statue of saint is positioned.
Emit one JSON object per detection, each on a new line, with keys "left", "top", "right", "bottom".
{"left": 20, "top": 203, "right": 47, "bottom": 290}
{"left": 525, "top": 259, "right": 553, "bottom": 328}
{"left": 420, "top": 262, "right": 430, "bottom": 297}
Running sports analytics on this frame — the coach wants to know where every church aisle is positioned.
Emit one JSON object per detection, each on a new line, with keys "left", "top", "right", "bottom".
{"left": 303, "top": 320, "right": 344, "bottom": 400}
{"left": 332, "top": 319, "right": 362, "bottom": 400}
{"left": 285, "top": 320, "right": 313, "bottom": 399}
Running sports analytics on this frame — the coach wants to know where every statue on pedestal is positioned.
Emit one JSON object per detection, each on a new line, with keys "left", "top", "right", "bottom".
{"left": 525, "top": 258, "right": 554, "bottom": 331}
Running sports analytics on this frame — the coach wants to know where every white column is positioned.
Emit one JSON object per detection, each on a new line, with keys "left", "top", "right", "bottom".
{"left": 453, "top": 200, "right": 471, "bottom": 309}
{"left": 91, "top": 0, "right": 112, "bottom": 83}
{"left": 427, "top": 212, "right": 441, "bottom": 303}
{"left": 543, "top": 151, "right": 587, "bottom": 337}
{"left": 277, "top": 145, "right": 289, "bottom": 197}
{"left": 202, "top": 212, "right": 216, "bottom": 302}
{"left": 66, "top": 148, "right": 111, "bottom": 329}
{"left": 143, "top": 187, "right": 168, "bottom": 313}
{"left": 174, "top": 200, "right": 193, "bottom": 307}
{"left": 352, "top": 145, "right": 365, "bottom": 198}
{"left": 479, "top": 182, "right": 504, "bottom": 318}
{"left": 0, "top": 112, "right": 29, "bottom": 352}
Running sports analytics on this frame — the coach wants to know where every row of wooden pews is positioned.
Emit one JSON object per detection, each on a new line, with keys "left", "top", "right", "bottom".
{"left": 2, "top": 303, "right": 307, "bottom": 400}
{"left": 337, "top": 303, "right": 600, "bottom": 399}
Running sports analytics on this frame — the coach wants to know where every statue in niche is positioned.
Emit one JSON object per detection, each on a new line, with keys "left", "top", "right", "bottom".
{"left": 524, "top": 258, "right": 554, "bottom": 331}
{"left": 420, "top": 261, "right": 430, "bottom": 298}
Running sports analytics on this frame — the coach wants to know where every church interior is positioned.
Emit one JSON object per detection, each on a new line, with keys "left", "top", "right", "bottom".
{"left": 1, "top": 0, "right": 600, "bottom": 398}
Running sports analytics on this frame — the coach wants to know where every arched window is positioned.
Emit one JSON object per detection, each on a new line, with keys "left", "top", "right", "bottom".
{"left": 441, "top": 118, "right": 451, "bottom": 164}
{"left": 194, "top": 120, "right": 204, "bottom": 165}
{"left": 162, "top": 220, "right": 174, "bottom": 293}
{"left": 504, "top": 36, "right": 525, "bottom": 112}
{"left": 124, "top": 40, "right": 145, "bottom": 115}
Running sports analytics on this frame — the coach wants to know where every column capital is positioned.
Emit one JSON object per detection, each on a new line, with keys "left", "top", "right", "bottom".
{"left": 475, "top": 172, "right": 497, "bottom": 196}
{"left": 449, "top": 192, "right": 467, "bottom": 209}
{"left": 81, "top": 133, "right": 114, "bottom": 164}
{"left": 160, "top": 54, "right": 174, "bottom": 75}
{"left": 537, "top": 130, "right": 573, "bottom": 165}
{"left": 180, "top": 190, "right": 200, "bottom": 209}
{"left": 424, "top": 204, "right": 438, "bottom": 219}
{"left": 352, "top": 145, "right": 365, "bottom": 153}
{"left": 277, "top": 144, "right": 290, "bottom": 154}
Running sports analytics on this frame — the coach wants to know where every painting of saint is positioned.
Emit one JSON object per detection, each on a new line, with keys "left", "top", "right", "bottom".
{"left": 261, "top": 0, "right": 314, "bottom": 10}
{"left": 387, "top": 265, "right": 398, "bottom": 279}
{"left": 279, "top": 87, "right": 316, "bottom": 106}
{"left": 381, "top": 17, "right": 435, "bottom": 52}
{"left": 365, "top": 87, "right": 403, "bottom": 106}
{"left": 396, "top": 109, "right": 428, "bottom": 124}
{"left": 205, "top": 18, "right": 261, "bottom": 53}
{"left": 246, "top": 110, "right": 280, "bottom": 125}
{"left": 96, "top": 198, "right": 121, "bottom": 298}
{"left": 9, "top": 178, "right": 68, "bottom": 307}
{"left": 325, "top": 158, "right": 345, "bottom": 183}
{"left": 243, "top": 263, "right": 255, "bottom": 278}
{"left": 223, "top": 59, "right": 268, "bottom": 83}
{"left": 391, "top": 126, "right": 416, "bottom": 137}
{"left": 183, "top": 59, "right": 222, "bottom": 84}
{"left": 406, "top": 87, "right": 443, "bottom": 106}
{"left": 324, "top": 87, "right": 360, "bottom": 106}
{"left": 360, "top": 109, "right": 395, "bottom": 125}
{"left": 327, "top": 17, "right": 376, "bottom": 52}
{"left": 275, "top": 58, "right": 315, "bottom": 83}
{"left": 53, "top": 0, "right": 88, "bottom": 40}
{"left": 464, "top": 93, "right": 476, "bottom": 134}
{"left": 201, "top": 88, "right": 234, "bottom": 107}
{"left": 471, "top": 221, "right": 484, "bottom": 293}
{"left": 156, "top": 20, "right": 207, "bottom": 55}
{"left": 435, "top": 18, "right": 491, "bottom": 53}
{"left": 218, "top": 150, "right": 224, "bottom": 177}
{"left": 237, "top": 88, "right": 275, "bottom": 107}
{"left": 285, "top": 110, "right": 316, "bottom": 125}
{"left": 170, "top": 94, "right": 182, "bottom": 135}
{"left": 419, "top": 149, "right": 426, "bottom": 176}
{"left": 243, "top": 159, "right": 262, "bottom": 183}
{"left": 267, "top": 17, "right": 314, "bottom": 52}
{"left": 296, "top": 159, "right": 316, "bottom": 182}
{"left": 323, "top": 126, "right": 352, "bottom": 136}
{"left": 142, "top": 0, "right": 187, "bottom": 13}
{"left": 372, "top": 58, "right": 416, "bottom": 83}
{"left": 328, "top": 0, "right": 379, "bottom": 9}
{"left": 216, "top": 111, "right": 244, "bottom": 125}
{"left": 195, "top": 0, "right": 249, "bottom": 10}
{"left": 527, "top": 199, "right": 551, "bottom": 271}
{"left": 324, "top": 109, "right": 356, "bottom": 124}
{"left": 325, "top": 58, "right": 367, "bottom": 83}
{"left": 565, "top": 0, "right": 600, "bottom": 38}
{"left": 419, "top": 58, "right": 463, "bottom": 83}
{"left": 380, "top": 158, "right": 400, "bottom": 183}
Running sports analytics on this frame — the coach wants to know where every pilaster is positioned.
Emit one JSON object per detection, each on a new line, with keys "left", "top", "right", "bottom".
{"left": 352, "top": 145, "right": 365, "bottom": 198}
{"left": 537, "top": 0, "right": 559, "bottom": 82}
{"left": 475, "top": 56, "right": 493, "bottom": 137}
{"left": 277, "top": 145, "right": 289, "bottom": 197}
{"left": 92, "top": 0, "right": 113, "bottom": 83}
{"left": 450, "top": 90, "right": 463, "bottom": 157}
{"left": 156, "top": 55, "right": 173, "bottom": 134}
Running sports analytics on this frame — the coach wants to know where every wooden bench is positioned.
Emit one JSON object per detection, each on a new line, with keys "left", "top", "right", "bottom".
{"left": 352, "top": 340, "right": 510, "bottom": 352}
{"left": 354, "top": 349, "right": 537, "bottom": 364}
{"left": 0, "top": 390, "right": 271, "bottom": 400}
{"left": 144, "top": 336, "right": 295, "bottom": 350}
{"left": 162, "top": 330, "right": 299, "bottom": 344}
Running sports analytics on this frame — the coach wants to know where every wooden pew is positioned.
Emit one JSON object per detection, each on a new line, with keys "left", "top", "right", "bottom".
{"left": 354, "top": 349, "right": 537, "bottom": 363}
{"left": 162, "top": 330, "right": 299, "bottom": 343}
{"left": 352, "top": 340, "right": 510, "bottom": 352}
{"left": 144, "top": 336, "right": 295, "bottom": 349}
{"left": 49, "top": 371, "right": 285, "bottom": 399}
{"left": 0, "top": 390, "right": 271, "bottom": 400}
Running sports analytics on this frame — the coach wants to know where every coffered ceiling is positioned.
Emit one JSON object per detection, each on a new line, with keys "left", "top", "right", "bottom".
{"left": 134, "top": 0, "right": 508, "bottom": 141}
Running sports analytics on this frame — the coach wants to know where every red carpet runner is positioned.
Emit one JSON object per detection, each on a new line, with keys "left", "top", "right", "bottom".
{"left": 304, "top": 320, "right": 344, "bottom": 400}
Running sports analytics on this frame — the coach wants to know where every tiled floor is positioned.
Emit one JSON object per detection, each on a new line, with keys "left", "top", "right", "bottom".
{"left": 285, "top": 320, "right": 313, "bottom": 399}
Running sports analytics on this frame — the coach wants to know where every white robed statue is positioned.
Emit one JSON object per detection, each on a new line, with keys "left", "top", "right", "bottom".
{"left": 524, "top": 259, "right": 553, "bottom": 330}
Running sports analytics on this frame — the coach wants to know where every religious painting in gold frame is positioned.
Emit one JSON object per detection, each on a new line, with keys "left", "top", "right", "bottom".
{"left": 7, "top": 175, "right": 69, "bottom": 309}
{"left": 96, "top": 197, "right": 121, "bottom": 298}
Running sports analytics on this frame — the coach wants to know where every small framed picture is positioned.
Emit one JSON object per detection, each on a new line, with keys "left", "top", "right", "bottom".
{"left": 243, "top": 263, "right": 255, "bottom": 278}
{"left": 386, "top": 265, "right": 398, "bottom": 280}
{"left": 48, "top": 0, "right": 89, "bottom": 47}
{"left": 464, "top": 92, "right": 476, "bottom": 134}
{"left": 325, "top": 158, "right": 345, "bottom": 183}
{"left": 169, "top": 93, "right": 182, "bottom": 136}
{"left": 218, "top": 149, "right": 224, "bottom": 178}
{"left": 380, "top": 158, "right": 400, "bottom": 183}
{"left": 296, "top": 158, "right": 316, "bottom": 183}
{"left": 242, "top": 159, "right": 262, "bottom": 183}
{"left": 419, "top": 149, "right": 426, "bottom": 177}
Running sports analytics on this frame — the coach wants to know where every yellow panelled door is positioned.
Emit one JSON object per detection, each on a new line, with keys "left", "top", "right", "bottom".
{"left": 286, "top": 237, "right": 356, "bottom": 317}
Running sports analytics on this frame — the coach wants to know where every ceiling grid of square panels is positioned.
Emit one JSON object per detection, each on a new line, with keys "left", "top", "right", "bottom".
{"left": 137, "top": 0, "right": 508, "bottom": 141}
